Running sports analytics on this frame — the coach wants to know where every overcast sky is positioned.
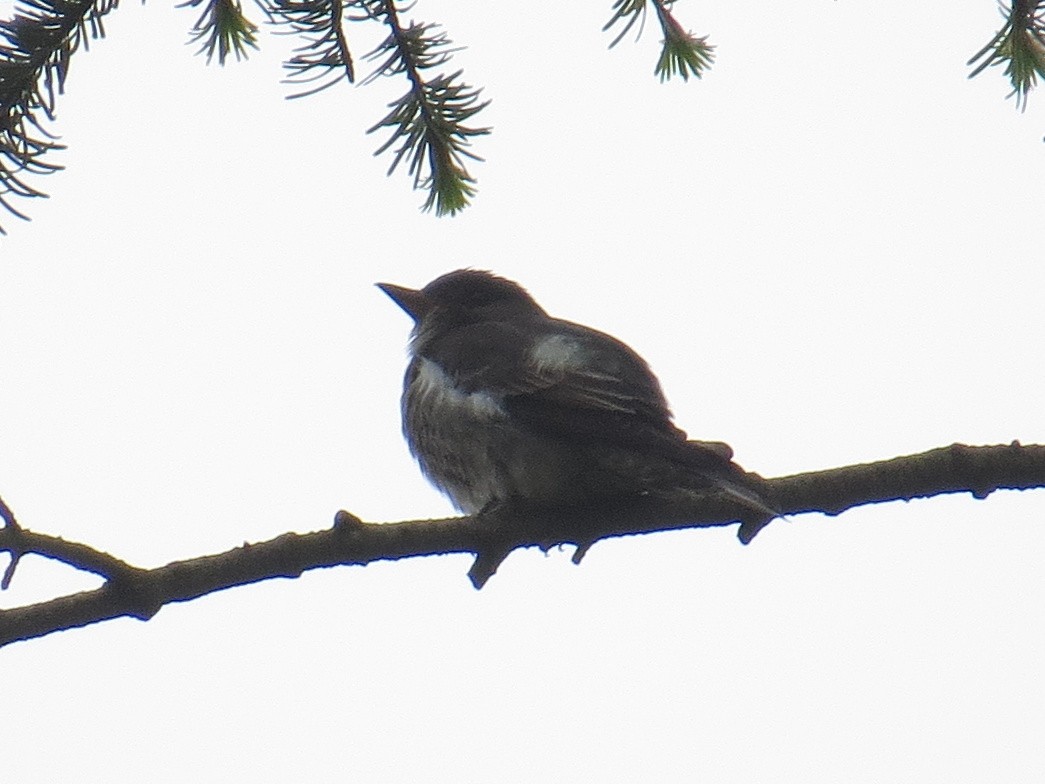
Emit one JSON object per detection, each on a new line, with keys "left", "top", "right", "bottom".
{"left": 2, "top": 1, "right": 1044, "bottom": 781}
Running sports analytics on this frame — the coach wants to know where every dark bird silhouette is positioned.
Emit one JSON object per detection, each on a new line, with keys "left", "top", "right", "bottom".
{"left": 379, "top": 269, "right": 778, "bottom": 536}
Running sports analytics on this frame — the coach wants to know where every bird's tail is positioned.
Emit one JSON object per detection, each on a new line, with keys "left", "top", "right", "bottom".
{"left": 702, "top": 471, "right": 783, "bottom": 545}
{"left": 680, "top": 439, "right": 782, "bottom": 543}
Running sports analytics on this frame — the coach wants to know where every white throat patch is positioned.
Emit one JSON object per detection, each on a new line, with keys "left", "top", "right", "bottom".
{"left": 413, "top": 357, "right": 505, "bottom": 419}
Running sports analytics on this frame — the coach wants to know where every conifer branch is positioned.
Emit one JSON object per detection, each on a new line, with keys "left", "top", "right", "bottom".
{"left": 0, "top": 0, "right": 1041, "bottom": 231}
{"left": 968, "top": 0, "right": 1045, "bottom": 109}
{"left": 362, "top": 0, "right": 489, "bottom": 216}
{"left": 182, "top": 0, "right": 259, "bottom": 64}
{"left": 263, "top": 0, "right": 355, "bottom": 95}
{"left": 604, "top": 0, "right": 647, "bottom": 48}
{"left": 604, "top": 0, "right": 714, "bottom": 81}
{"left": 0, "top": 0, "right": 119, "bottom": 233}
{"left": 651, "top": 0, "right": 713, "bottom": 82}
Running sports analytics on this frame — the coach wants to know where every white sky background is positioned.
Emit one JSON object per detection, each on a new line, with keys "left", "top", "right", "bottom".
{"left": 1, "top": 0, "right": 1044, "bottom": 780}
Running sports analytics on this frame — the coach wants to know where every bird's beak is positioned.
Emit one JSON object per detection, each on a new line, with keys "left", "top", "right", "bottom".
{"left": 377, "top": 282, "right": 432, "bottom": 322}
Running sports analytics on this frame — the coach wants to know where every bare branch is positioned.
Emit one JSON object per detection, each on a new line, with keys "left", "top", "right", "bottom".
{"left": 1, "top": 442, "right": 1042, "bottom": 648}
{"left": 0, "top": 495, "right": 17, "bottom": 530}
{"left": 0, "top": 495, "right": 22, "bottom": 589}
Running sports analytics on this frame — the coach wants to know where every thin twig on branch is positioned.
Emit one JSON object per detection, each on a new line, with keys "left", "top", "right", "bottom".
{"left": 1, "top": 442, "right": 1043, "bottom": 648}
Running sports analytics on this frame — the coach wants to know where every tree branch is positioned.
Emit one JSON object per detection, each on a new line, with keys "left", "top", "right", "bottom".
{"left": 1, "top": 442, "right": 1042, "bottom": 648}
{"left": 1, "top": 0, "right": 1040, "bottom": 229}
{"left": 182, "top": 0, "right": 259, "bottom": 65}
{"left": 264, "top": 0, "right": 356, "bottom": 95}
{"left": 603, "top": 0, "right": 714, "bottom": 81}
{"left": 0, "top": 0, "right": 119, "bottom": 231}
{"left": 363, "top": 0, "right": 489, "bottom": 216}
{"left": 967, "top": 0, "right": 1045, "bottom": 110}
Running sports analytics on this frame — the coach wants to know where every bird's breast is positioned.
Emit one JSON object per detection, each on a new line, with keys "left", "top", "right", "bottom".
{"left": 403, "top": 357, "right": 510, "bottom": 512}
{"left": 403, "top": 356, "right": 586, "bottom": 513}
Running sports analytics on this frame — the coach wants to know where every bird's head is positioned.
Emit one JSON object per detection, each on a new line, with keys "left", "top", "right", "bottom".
{"left": 377, "top": 270, "right": 546, "bottom": 331}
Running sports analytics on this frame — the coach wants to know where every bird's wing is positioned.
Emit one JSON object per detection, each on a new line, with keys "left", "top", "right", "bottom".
{"left": 465, "top": 320, "right": 736, "bottom": 471}
{"left": 423, "top": 318, "right": 735, "bottom": 471}
{"left": 421, "top": 316, "right": 663, "bottom": 412}
{"left": 510, "top": 322, "right": 674, "bottom": 422}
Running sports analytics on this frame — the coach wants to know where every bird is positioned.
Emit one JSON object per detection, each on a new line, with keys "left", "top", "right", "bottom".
{"left": 377, "top": 269, "right": 778, "bottom": 535}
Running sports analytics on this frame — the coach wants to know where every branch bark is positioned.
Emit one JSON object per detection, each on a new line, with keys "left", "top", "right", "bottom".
{"left": 1, "top": 442, "right": 1042, "bottom": 648}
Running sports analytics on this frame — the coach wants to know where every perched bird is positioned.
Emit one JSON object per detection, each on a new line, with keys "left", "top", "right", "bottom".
{"left": 378, "top": 270, "right": 777, "bottom": 532}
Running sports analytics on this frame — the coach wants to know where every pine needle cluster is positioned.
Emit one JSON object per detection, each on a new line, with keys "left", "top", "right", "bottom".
{"left": 0, "top": 0, "right": 1041, "bottom": 231}
{"left": 968, "top": 0, "right": 1045, "bottom": 110}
